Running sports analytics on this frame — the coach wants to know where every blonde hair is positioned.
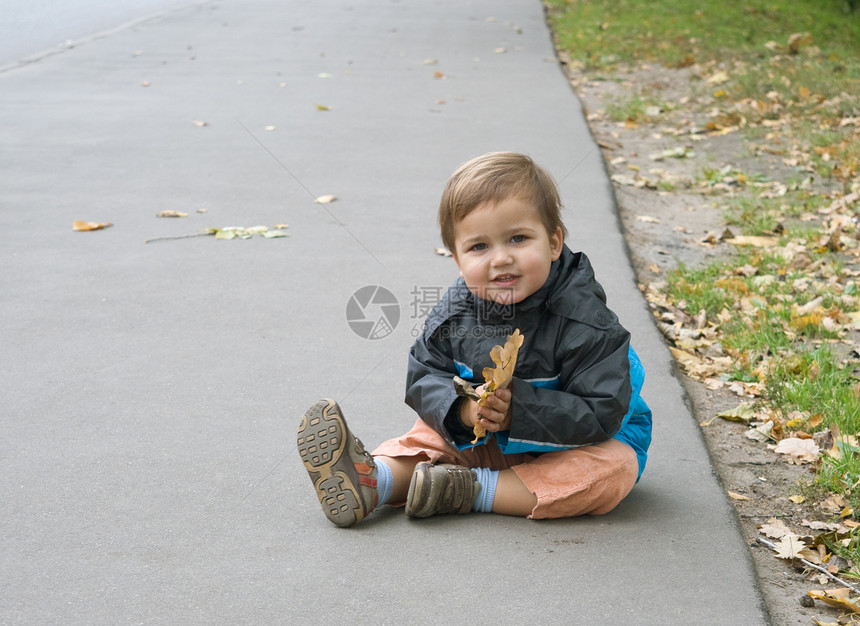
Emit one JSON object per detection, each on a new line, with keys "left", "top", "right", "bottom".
{"left": 438, "top": 152, "right": 567, "bottom": 252}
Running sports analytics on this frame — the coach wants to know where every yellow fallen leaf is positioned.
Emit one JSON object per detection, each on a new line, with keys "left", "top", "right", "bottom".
{"left": 727, "top": 491, "right": 750, "bottom": 501}
{"left": 714, "top": 277, "right": 749, "bottom": 294}
{"left": 790, "top": 313, "right": 823, "bottom": 331}
{"left": 434, "top": 247, "right": 453, "bottom": 257}
{"left": 314, "top": 194, "right": 337, "bottom": 204}
{"left": 156, "top": 210, "right": 188, "bottom": 218}
{"left": 73, "top": 220, "right": 112, "bottom": 231}
{"left": 788, "top": 32, "right": 813, "bottom": 54}
{"left": 669, "top": 346, "right": 704, "bottom": 370}
{"left": 468, "top": 329, "right": 524, "bottom": 443}
{"left": 707, "top": 70, "right": 730, "bottom": 85}
{"left": 315, "top": 103, "right": 330, "bottom": 111}
{"left": 482, "top": 329, "right": 524, "bottom": 394}
{"left": 808, "top": 589, "right": 860, "bottom": 614}
{"left": 727, "top": 235, "right": 779, "bottom": 248}
{"left": 789, "top": 495, "right": 806, "bottom": 504}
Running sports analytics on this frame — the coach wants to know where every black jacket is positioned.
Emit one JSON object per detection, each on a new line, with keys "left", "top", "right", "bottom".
{"left": 405, "top": 245, "right": 634, "bottom": 454}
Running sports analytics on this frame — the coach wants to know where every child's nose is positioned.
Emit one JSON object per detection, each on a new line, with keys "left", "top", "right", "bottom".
{"left": 490, "top": 246, "right": 514, "bottom": 266}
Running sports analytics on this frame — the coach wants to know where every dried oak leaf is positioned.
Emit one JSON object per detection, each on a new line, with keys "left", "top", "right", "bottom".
{"left": 807, "top": 588, "right": 860, "bottom": 614}
{"left": 453, "top": 329, "right": 524, "bottom": 444}
{"left": 759, "top": 517, "right": 793, "bottom": 539}
{"left": 773, "top": 534, "right": 814, "bottom": 560}
{"left": 73, "top": 220, "right": 112, "bottom": 231}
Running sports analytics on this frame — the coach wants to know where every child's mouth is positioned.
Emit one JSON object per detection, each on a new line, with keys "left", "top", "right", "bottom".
{"left": 492, "top": 274, "right": 518, "bottom": 286}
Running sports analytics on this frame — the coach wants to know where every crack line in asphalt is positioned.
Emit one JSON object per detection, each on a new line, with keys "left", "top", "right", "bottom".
{"left": 338, "top": 348, "right": 397, "bottom": 407}
{"left": 236, "top": 118, "right": 385, "bottom": 268}
{"left": 242, "top": 451, "right": 291, "bottom": 502}
{"left": 557, "top": 120, "right": 625, "bottom": 186}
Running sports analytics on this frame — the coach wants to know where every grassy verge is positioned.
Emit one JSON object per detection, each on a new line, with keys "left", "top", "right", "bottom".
{"left": 546, "top": 0, "right": 860, "bottom": 577}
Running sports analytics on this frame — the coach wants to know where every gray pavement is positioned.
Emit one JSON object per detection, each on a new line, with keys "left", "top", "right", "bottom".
{"left": 0, "top": 0, "right": 192, "bottom": 68}
{"left": 0, "top": 1, "right": 769, "bottom": 623}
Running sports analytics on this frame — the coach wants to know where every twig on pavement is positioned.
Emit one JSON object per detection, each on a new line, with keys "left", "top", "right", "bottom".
{"left": 144, "top": 231, "right": 215, "bottom": 244}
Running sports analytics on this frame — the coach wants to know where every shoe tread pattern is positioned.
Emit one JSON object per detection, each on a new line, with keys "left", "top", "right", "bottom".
{"left": 297, "top": 399, "right": 365, "bottom": 527}
{"left": 297, "top": 400, "right": 346, "bottom": 469}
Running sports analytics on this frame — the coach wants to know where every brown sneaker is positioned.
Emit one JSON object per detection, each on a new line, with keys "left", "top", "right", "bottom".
{"left": 297, "top": 399, "right": 377, "bottom": 527}
{"left": 405, "top": 461, "right": 479, "bottom": 518}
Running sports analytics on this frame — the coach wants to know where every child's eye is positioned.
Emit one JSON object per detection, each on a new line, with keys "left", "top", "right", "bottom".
{"left": 511, "top": 234, "right": 527, "bottom": 243}
{"left": 470, "top": 243, "right": 487, "bottom": 252}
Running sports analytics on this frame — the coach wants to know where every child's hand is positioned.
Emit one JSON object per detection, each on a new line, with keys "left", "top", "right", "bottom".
{"left": 476, "top": 385, "right": 512, "bottom": 432}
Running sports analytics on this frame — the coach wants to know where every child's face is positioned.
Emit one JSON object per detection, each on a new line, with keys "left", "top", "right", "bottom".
{"left": 451, "top": 196, "right": 563, "bottom": 305}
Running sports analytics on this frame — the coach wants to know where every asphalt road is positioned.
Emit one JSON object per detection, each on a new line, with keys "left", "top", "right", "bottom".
{"left": 1, "top": 0, "right": 192, "bottom": 67}
{"left": 0, "top": 1, "right": 769, "bottom": 623}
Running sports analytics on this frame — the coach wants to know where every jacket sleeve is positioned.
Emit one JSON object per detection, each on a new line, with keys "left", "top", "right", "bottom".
{"left": 501, "top": 324, "right": 632, "bottom": 454}
{"left": 403, "top": 327, "right": 462, "bottom": 444}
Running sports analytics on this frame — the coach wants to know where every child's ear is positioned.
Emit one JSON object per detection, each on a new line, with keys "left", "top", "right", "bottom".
{"left": 550, "top": 227, "right": 564, "bottom": 260}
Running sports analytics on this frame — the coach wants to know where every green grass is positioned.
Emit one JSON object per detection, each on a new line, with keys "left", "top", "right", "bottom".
{"left": 724, "top": 196, "right": 781, "bottom": 235}
{"left": 666, "top": 249, "right": 848, "bottom": 373}
{"left": 767, "top": 346, "right": 860, "bottom": 432}
{"left": 545, "top": 0, "right": 860, "bottom": 71}
{"left": 665, "top": 261, "right": 737, "bottom": 316}
{"left": 605, "top": 95, "right": 670, "bottom": 123}
{"left": 546, "top": 0, "right": 860, "bottom": 181}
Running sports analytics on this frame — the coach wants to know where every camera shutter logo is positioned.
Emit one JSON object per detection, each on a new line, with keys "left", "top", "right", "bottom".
{"left": 346, "top": 286, "right": 400, "bottom": 339}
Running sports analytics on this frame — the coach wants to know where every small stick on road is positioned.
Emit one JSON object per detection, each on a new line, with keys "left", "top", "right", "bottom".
{"left": 144, "top": 232, "right": 215, "bottom": 244}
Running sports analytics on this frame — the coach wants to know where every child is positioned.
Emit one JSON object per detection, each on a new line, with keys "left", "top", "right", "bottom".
{"left": 297, "top": 152, "right": 652, "bottom": 527}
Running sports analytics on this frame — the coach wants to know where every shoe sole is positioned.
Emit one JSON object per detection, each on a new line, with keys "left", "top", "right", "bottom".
{"left": 297, "top": 399, "right": 366, "bottom": 528}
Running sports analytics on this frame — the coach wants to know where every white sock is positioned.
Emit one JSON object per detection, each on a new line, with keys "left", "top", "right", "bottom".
{"left": 374, "top": 457, "right": 393, "bottom": 507}
{"left": 471, "top": 467, "right": 499, "bottom": 513}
